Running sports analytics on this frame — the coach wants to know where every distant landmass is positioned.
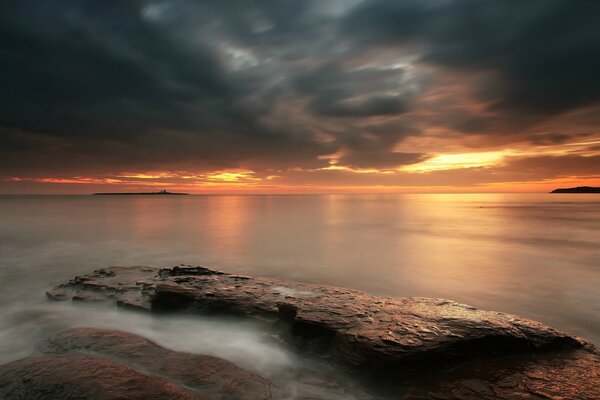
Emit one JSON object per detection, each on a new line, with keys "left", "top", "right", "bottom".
{"left": 93, "top": 190, "right": 189, "bottom": 196}
{"left": 550, "top": 186, "right": 600, "bottom": 193}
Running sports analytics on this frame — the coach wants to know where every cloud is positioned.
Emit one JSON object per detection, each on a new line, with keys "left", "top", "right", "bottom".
{"left": 312, "top": 95, "right": 408, "bottom": 118}
{"left": 1, "top": 0, "right": 599, "bottom": 190}
{"left": 294, "top": 62, "right": 418, "bottom": 118}
{"left": 0, "top": 0, "right": 339, "bottom": 176}
{"left": 502, "top": 154, "right": 600, "bottom": 179}
{"left": 338, "top": 150, "right": 427, "bottom": 169}
{"left": 343, "top": 0, "right": 600, "bottom": 116}
{"left": 527, "top": 133, "right": 571, "bottom": 146}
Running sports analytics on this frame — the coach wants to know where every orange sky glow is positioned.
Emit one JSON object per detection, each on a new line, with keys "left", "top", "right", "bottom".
{"left": 2, "top": 1, "right": 600, "bottom": 194}
{"left": 5, "top": 135, "right": 600, "bottom": 194}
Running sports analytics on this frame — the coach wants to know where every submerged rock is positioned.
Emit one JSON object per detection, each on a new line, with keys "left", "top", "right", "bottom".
{"left": 43, "top": 264, "right": 600, "bottom": 398}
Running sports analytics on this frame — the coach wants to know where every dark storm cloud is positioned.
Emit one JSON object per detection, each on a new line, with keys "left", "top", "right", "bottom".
{"left": 331, "top": 120, "right": 425, "bottom": 169}
{"left": 0, "top": 0, "right": 336, "bottom": 175}
{"left": 344, "top": 0, "right": 600, "bottom": 116}
{"left": 0, "top": 1, "right": 230, "bottom": 136}
{"left": 2, "top": 0, "right": 599, "bottom": 183}
{"left": 341, "top": 121, "right": 419, "bottom": 151}
{"left": 294, "top": 62, "right": 414, "bottom": 118}
{"left": 164, "top": 0, "right": 327, "bottom": 49}
{"left": 338, "top": 150, "right": 426, "bottom": 169}
{"left": 312, "top": 95, "right": 408, "bottom": 118}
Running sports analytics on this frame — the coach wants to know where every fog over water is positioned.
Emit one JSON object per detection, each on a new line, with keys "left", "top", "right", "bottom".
{"left": 1, "top": 194, "right": 599, "bottom": 397}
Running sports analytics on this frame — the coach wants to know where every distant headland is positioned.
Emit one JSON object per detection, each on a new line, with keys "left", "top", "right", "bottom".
{"left": 550, "top": 186, "right": 600, "bottom": 193}
{"left": 93, "top": 190, "right": 189, "bottom": 196}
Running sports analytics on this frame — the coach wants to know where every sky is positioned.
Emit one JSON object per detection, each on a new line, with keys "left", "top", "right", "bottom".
{"left": 1, "top": 0, "right": 600, "bottom": 194}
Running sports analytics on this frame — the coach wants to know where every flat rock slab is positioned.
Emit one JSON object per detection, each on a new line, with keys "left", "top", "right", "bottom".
{"left": 46, "top": 265, "right": 600, "bottom": 398}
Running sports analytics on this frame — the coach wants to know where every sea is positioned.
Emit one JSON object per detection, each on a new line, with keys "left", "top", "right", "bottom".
{"left": 1, "top": 193, "right": 599, "bottom": 398}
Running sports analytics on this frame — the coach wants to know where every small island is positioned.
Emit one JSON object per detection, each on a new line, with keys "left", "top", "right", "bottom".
{"left": 93, "top": 190, "right": 189, "bottom": 196}
{"left": 550, "top": 186, "right": 600, "bottom": 193}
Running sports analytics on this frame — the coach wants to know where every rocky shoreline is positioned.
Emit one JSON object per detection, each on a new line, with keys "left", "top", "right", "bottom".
{"left": 1, "top": 265, "right": 598, "bottom": 399}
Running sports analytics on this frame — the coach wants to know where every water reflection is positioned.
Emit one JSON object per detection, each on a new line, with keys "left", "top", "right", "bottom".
{"left": 200, "top": 196, "right": 254, "bottom": 259}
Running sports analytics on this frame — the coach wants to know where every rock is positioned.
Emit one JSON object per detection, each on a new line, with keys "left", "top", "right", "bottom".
{"left": 46, "top": 264, "right": 600, "bottom": 397}
{"left": 46, "top": 266, "right": 158, "bottom": 310}
{"left": 0, "top": 353, "right": 203, "bottom": 400}
{"left": 402, "top": 349, "right": 600, "bottom": 400}
{"left": 278, "top": 302, "right": 299, "bottom": 322}
{"left": 45, "top": 288, "right": 68, "bottom": 301}
{"left": 41, "top": 327, "right": 277, "bottom": 400}
{"left": 116, "top": 294, "right": 150, "bottom": 311}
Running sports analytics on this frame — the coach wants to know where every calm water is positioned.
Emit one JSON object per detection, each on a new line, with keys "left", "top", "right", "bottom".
{"left": 1, "top": 194, "right": 599, "bottom": 397}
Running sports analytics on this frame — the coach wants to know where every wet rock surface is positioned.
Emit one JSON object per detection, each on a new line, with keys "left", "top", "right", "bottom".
{"left": 0, "top": 327, "right": 360, "bottom": 400}
{"left": 41, "top": 327, "right": 277, "bottom": 400}
{"left": 40, "top": 264, "right": 600, "bottom": 399}
{"left": 402, "top": 349, "right": 600, "bottom": 399}
{"left": 0, "top": 353, "right": 203, "bottom": 400}
{"left": 0, "top": 326, "right": 279, "bottom": 400}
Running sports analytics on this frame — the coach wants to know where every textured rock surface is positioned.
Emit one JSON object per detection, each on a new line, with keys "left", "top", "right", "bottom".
{"left": 402, "top": 349, "right": 600, "bottom": 399}
{"left": 0, "top": 327, "right": 356, "bottom": 400}
{"left": 46, "top": 265, "right": 157, "bottom": 310}
{"left": 41, "top": 327, "right": 276, "bottom": 400}
{"left": 44, "top": 265, "right": 600, "bottom": 398}
{"left": 0, "top": 353, "right": 203, "bottom": 400}
{"left": 48, "top": 265, "right": 591, "bottom": 370}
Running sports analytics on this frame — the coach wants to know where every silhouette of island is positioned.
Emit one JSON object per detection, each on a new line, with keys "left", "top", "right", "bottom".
{"left": 93, "top": 190, "right": 189, "bottom": 196}
{"left": 550, "top": 186, "right": 600, "bottom": 193}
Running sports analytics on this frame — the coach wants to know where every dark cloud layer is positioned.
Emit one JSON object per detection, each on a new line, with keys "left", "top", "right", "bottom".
{"left": 339, "top": 151, "right": 426, "bottom": 170}
{"left": 294, "top": 63, "right": 413, "bottom": 118}
{"left": 1, "top": 0, "right": 599, "bottom": 186}
{"left": 344, "top": 0, "right": 600, "bottom": 115}
{"left": 0, "top": 0, "right": 334, "bottom": 175}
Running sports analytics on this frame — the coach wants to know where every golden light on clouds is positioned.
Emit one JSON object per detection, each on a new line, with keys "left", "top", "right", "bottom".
{"left": 320, "top": 164, "right": 396, "bottom": 174}
{"left": 117, "top": 172, "right": 176, "bottom": 179}
{"left": 5, "top": 140, "right": 600, "bottom": 194}
{"left": 205, "top": 170, "right": 260, "bottom": 183}
{"left": 3, "top": 2, "right": 600, "bottom": 196}
{"left": 10, "top": 177, "right": 130, "bottom": 185}
{"left": 403, "top": 151, "right": 510, "bottom": 173}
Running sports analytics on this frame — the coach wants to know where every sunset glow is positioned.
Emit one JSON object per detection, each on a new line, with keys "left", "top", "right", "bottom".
{"left": 1, "top": 1, "right": 599, "bottom": 194}
{"left": 205, "top": 170, "right": 261, "bottom": 183}
{"left": 402, "top": 151, "right": 510, "bottom": 173}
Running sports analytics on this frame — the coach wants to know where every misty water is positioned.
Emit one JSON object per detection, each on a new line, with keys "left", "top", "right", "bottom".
{"left": 1, "top": 194, "right": 599, "bottom": 398}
